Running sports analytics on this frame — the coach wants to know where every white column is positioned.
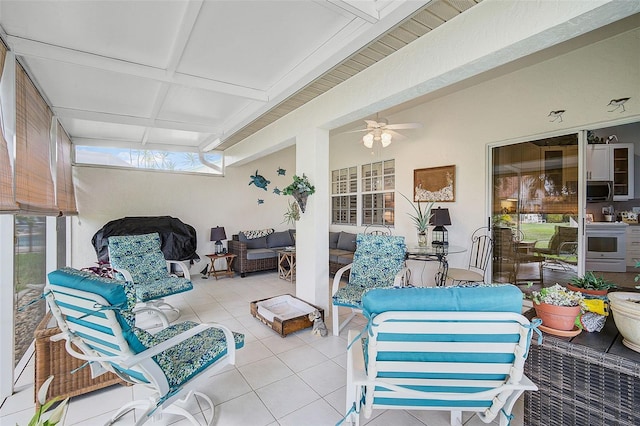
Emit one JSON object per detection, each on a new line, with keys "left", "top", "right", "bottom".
{"left": 294, "top": 128, "right": 329, "bottom": 312}
{"left": 0, "top": 215, "right": 15, "bottom": 399}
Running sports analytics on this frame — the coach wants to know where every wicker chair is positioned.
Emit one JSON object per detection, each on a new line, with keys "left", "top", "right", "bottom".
{"left": 45, "top": 267, "right": 244, "bottom": 426}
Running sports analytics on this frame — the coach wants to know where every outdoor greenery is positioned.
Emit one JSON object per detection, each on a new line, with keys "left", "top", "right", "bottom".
{"left": 15, "top": 252, "right": 46, "bottom": 292}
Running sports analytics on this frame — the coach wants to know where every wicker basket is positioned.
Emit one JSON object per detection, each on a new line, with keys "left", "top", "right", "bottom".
{"left": 34, "top": 312, "right": 125, "bottom": 405}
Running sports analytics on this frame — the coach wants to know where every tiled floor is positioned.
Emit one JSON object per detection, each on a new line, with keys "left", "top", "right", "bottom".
{"left": 1, "top": 272, "right": 526, "bottom": 426}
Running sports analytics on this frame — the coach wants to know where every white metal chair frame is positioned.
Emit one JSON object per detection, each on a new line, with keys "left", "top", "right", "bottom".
{"left": 44, "top": 282, "right": 239, "bottom": 426}
{"left": 346, "top": 310, "right": 538, "bottom": 426}
{"left": 446, "top": 227, "right": 492, "bottom": 285}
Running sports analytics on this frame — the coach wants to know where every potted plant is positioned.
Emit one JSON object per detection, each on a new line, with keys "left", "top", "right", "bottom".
{"left": 282, "top": 174, "right": 315, "bottom": 213}
{"left": 567, "top": 271, "right": 616, "bottom": 296}
{"left": 399, "top": 192, "right": 434, "bottom": 247}
{"left": 532, "top": 283, "right": 584, "bottom": 331}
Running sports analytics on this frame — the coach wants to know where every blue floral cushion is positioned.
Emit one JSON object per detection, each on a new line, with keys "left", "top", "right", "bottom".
{"left": 108, "top": 233, "right": 193, "bottom": 301}
{"left": 108, "top": 233, "right": 169, "bottom": 282}
{"left": 132, "top": 321, "right": 245, "bottom": 388}
{"left": 333, "top": 234, "right": 406, "bottom": 308}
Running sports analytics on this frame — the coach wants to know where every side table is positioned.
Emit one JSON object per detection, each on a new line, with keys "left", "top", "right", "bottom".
{"left": 206, "top": 253, "right": 236, "bottom": 280}
{"left": 277, "top": 250, "right": 296, "bottom": 282}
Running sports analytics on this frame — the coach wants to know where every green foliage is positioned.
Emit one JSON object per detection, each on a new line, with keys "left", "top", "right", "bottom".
{"left": 28, "top": 376, "right": 68, "bottom": 426}
{"left": 399, "top": 192, "right": 434, "bottom": 232}
{"left": 282, "top": 200, "right": 300, "bottom": 225}
{"left": 282, "top": 174, "right": 315, "bottom": 196}
{"left": 570, "top": 271, "right": 616, "bottom": 290}
{"left": 545, "top": 214, "right": 565, "bottom": 223}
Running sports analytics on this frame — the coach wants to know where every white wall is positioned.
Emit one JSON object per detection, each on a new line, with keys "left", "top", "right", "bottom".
{"left": 70, "top": 146, "right": 295, "bottom": 268}
{"left": 330, "top": 26, "right": 640, "bottom": 284}
{"left": 70, "top": 25, "right": 640, "bottom": 285}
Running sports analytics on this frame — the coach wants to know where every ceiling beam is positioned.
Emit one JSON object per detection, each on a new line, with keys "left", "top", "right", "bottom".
{"left": 53, "top": 107, "right": 220, "bottom": 134}
{"left": 6, "top": 35, "right": 269, "bottom": 102}
{"left": 326, "top": 0, "right": 379, "bottom": 23}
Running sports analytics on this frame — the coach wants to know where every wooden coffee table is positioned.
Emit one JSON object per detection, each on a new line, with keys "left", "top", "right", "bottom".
{"left": 205, "top": 253, "right": 236, "bottom": 280}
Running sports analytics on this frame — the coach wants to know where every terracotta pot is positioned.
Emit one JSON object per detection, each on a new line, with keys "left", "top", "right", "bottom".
{"left": 566, "top": 284, "right": 608, "bottom": 296}
{"left": 535, "top": 302, "right": 581, "bottom": 331}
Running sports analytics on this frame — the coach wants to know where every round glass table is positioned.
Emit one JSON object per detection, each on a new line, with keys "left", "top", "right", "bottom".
{"left": 405, "top": 244, "right": 467, "bottom": 286}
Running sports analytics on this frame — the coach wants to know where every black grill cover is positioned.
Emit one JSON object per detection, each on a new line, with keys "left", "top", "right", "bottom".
{"left": 92, "top": 216, "right": 199, "bottom": 263}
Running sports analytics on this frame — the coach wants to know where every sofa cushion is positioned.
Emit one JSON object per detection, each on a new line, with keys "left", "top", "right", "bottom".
{"left": 337, "top": 232, "right": 357, "bottom": 252}
{"left": 267, "top": 230, "right": 295, "bottom": 248}
{"left": 329, "top": 249, "right": 353, "bottom": 263}
{"left": 246, "top": 248, "right": 278, "bottom": 260}
{"left": 337, "top": 252, "right": 354, "bottom": 265}
{"left": 238, "top": 232, "right": 268, "bottom": 249}
{"left": 329, "top": 232, "right": 340, "bottom": 249}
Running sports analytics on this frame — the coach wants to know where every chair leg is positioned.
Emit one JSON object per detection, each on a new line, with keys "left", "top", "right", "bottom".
{"left": 450, "top": 410, "right": 462, "bottom": 426}
{"left": 107, "top": 391, "right": 214, "bottom": 426}
{"left": 333, "top": 309, "right": 357, "bottom": 337}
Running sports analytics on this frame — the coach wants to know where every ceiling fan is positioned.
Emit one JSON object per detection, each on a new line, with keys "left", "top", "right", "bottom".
{"left": 347, "top": 117, "right": 422, "bottom": 148}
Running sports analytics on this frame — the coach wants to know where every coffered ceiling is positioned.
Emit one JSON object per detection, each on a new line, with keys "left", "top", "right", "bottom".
{"left": 0, "top": 0, "right": 482, "bottom": 153}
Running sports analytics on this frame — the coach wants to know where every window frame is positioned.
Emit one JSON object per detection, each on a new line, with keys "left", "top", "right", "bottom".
{"left": 331, "top": 159, "right": 395, "bottom": 227}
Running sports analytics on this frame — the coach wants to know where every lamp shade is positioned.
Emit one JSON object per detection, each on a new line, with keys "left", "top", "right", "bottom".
{"left": 430, "top": 208, "right": 451, "bottom": 226}
{"left": 210, "top": 226, "right": 227, "bottom": 242}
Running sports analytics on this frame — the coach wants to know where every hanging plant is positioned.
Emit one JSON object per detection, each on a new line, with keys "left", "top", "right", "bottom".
{"left": 282, "top": 174, "right": 315, "bottom": 213}
{"left": 282, "top": 200, "right": 300, "bottom": 225}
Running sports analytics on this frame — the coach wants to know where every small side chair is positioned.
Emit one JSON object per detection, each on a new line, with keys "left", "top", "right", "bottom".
{"left": 108, "top": 232, "right": 193, "bottom": 324}
{"left": 45, "top": 267, "right": 244, "bottom": 426}
{"left": 446, "top": 227, "right": 492, "bottom": 285}
{"left": 331, "top": 234, "right": 407, "bottom": 336}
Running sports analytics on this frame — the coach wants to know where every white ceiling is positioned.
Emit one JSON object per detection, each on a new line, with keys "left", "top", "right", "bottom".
{"left": 0, "top": 0, "right": 469, "bottom": 153}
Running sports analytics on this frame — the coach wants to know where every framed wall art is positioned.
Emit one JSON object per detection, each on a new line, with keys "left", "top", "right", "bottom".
{"left": 413, "top": 165, "right": 455, "bottom": 202}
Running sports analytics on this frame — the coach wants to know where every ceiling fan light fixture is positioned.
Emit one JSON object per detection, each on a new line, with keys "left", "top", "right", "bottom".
{"left": 363, "top": 133, "right": 374, "bottom": 148}
{"left": 381, "top": 132, "right": 392, "bottom": 147}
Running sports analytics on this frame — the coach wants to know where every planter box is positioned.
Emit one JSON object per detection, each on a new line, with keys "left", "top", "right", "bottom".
{"left": 34, "top": 313, "right": 125, "bottom": 405}
{"left": 250, "top": 294, "right": 324, "bottom": 337}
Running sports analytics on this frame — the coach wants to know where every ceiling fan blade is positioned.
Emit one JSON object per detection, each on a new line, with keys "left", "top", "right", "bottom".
{"left": 384, "top": 123, "right": 422, "bottom": 130}
{"left": 342, "top": 128, "right": 371, "bottom": 134}
{"left": 386, "top": 129, "right": 407, "bottom": 141}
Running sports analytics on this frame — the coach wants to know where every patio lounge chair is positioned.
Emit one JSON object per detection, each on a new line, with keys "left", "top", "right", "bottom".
{"left": 344, "top": 285, "right": 539, "bottom": 426}
{"left": 44, "top": 267, "right": 244, "bottom": 426}
{"left": 108, "top": 232, "right": 194, "bottom": 324}
{"left": 331, "top": 234, "right": 407, "bottom": 336}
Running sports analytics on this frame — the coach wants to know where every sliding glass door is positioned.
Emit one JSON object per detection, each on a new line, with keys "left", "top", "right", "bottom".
{"left": 491, "top": 134, "right": 579, "bottom": 284}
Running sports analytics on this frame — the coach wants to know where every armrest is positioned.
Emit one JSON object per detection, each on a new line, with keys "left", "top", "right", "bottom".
{"left": 393, "top": 266, "right": 410, "bottom": 287}
{"left": 558, "top": 241, "right": 578, "bottom": 255}
{"left": 166, "top": 260, "right": 191, "bottom": 279}
{"left": 332, "top": 263, "right": 353, "bottom": 296}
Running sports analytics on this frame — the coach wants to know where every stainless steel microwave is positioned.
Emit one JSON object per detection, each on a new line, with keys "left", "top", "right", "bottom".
{"left": 586, "top": 180, "right": 613, "bottom": 202}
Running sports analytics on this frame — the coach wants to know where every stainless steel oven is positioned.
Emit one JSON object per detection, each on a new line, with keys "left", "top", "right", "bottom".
{"left": 585, "top": 223, "right": 627, "bottom": 272}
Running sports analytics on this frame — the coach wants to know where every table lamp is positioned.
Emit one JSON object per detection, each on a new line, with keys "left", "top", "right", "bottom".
{"left": 210, "top": 226, "right": 227, "bottom": 254}
{"left": 430, "top": 208, "right": 451, "bottom": 246}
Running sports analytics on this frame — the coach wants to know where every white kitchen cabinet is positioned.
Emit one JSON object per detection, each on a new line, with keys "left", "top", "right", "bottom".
{"left": 586, "top": 144, "right": 610, "bottom": 181}
{"left": 586, "top": 143, "right": 634, "bottom": 200}
{"left": 611, "top": 143, "right": 634, "bottom": 201}
{"left": 626, "top": 225, "right": 640, "bottom": 267}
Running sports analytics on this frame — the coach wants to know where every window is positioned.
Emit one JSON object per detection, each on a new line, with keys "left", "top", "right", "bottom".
{"left": 331, "top": 167, "right": 357, "bottom": 225}
{"left": 362, "top": 160, "right": 395, "bottom": 226}
{"left": 74, "top": 146, "right": 224, "bottom": 175}
{"left": 331, "top": 160, "right": 395, "bottom": 226}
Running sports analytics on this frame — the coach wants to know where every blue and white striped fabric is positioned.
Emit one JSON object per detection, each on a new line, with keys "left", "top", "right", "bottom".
{"left": 344, "top": 285, "right": 538, "bottom": 426}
